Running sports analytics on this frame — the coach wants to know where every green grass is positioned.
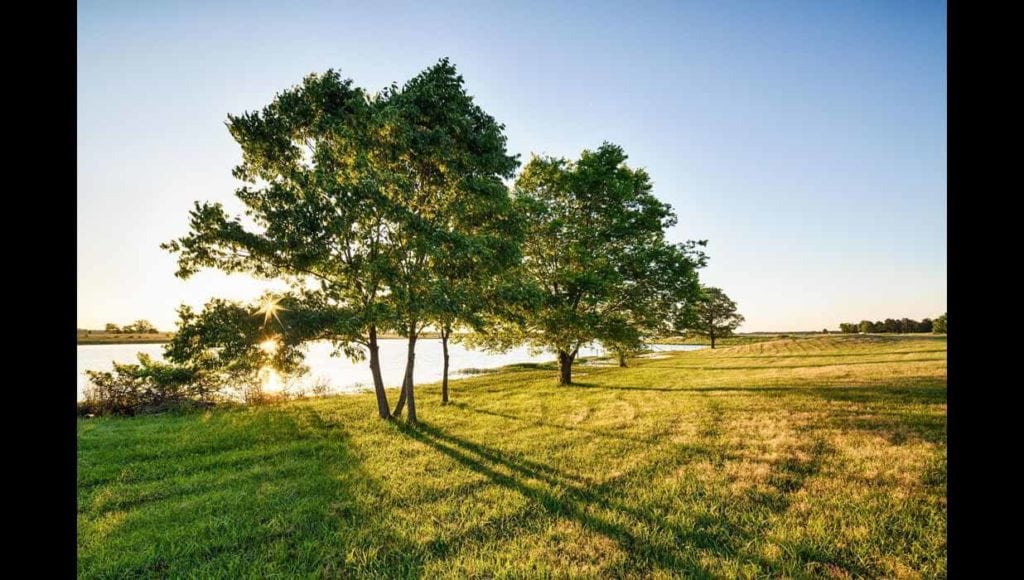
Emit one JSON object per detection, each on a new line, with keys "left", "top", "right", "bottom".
{"left": 78, "top": 334, "right": 946, "bottom": 578}
{"left": 657, "top": 333, "right": 811, "bottom": 346}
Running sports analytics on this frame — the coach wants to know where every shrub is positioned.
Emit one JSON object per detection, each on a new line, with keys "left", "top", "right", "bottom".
{"left": 310, "top": 377, "right": 332, "bottom": 397}
{"left": 81, "top": 354, "right": 219, "bottom": 416}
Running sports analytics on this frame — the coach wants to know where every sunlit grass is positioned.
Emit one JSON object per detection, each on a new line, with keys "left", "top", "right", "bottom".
{"left": 78, "top": 334, "right": 946, "bottom": 577}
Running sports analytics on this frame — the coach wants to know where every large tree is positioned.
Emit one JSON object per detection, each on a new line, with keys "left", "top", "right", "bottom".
{"left": 690, "top": 286, "right": 744, "bottom": 349}
{"left": 163, "top": 59, "right": 518, "bottom": 421}
{"left": 368, "top": 59, "right": 520, "bottom": 422}
{"left": 486, "top": 143, "right": 706, "bottom": 385}
{"left": 933, "top": 312, "right": 947, "bottom": 334}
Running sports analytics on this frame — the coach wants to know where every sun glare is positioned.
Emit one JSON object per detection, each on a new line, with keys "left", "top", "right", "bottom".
{"left": 258, "top": 337, "right": 281, "bottom": 355}
{"left": 254, "top": 295, "right": 288, "bottom": 328}
{"left": 258, "top": 366, "right": 285, "bottom": 393}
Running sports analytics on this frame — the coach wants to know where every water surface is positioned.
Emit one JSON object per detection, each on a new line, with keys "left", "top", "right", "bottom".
{"left": 77, "top": 340, "right": 704, "bottom": 401}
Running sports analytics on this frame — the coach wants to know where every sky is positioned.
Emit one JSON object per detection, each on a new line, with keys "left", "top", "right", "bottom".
{"left": 78, "top": 0, "right": 946, "bottom": 332}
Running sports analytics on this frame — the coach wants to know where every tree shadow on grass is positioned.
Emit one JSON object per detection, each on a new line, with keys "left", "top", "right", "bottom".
{"left": 394, "top": 408, "right": 856, "bottom": 577}
{"left": 707, "top": 349, "right": 947, "bottom": 360}
{"left": 577, "top": 382, "right": 946, "bottom": 406}
{"left": 644, "top": 357, "right": 946, "bottom": 371}
{"left": 450, "top": 401, "right": 663, "bottom": 444}
{"left": 396, "top": 421, "right": 725, "bottom": 575}
{"left": 570, "top": 380, "right": 678, "bottom": 392}
{"left": 78, "top": 406, "right": 420, "bottom": 578}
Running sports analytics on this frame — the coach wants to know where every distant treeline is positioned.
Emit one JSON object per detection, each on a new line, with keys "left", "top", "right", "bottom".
{"left": 838, "top": 312, "right": 946, "bottom": 334}
{"left": 102, "top": 320, "right": 160, "bottom": 334}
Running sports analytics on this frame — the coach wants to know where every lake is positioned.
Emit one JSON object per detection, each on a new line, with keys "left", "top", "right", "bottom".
{"left": 77, "top": 340, "right": 705, "bottom": 401}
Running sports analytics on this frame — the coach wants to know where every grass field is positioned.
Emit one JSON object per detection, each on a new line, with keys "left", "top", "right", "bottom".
{"left": 77, "top": 331, "right": 176, "bottom": 345}
{"left": 78, "top": 334, "right": 947, "bottom": 578}
{"left": 656, "top": 333, "right": 797, "bottom": 347}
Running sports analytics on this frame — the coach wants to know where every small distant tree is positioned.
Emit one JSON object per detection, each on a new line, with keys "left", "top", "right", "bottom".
{"left": 104, "top": 323, "right": 121, "bottom": 333}
{"left": 125, "top": 319, "right": 159, "bottom": 334}
{"left": 859, "top": 320, "right": 874, "bottom": 333}
{"left": 691, "top": 287, "right": 744, "bottom": 349}
{"left": 933, "top": 312, "right": 947, "bottom": 334}
{"left": 918, "top": 318, "right": 934, "bottom": 333}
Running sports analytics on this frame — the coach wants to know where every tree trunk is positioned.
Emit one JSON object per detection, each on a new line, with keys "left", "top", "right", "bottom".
{"left": 558, "top": 350, "right": 575, "bottom": 385}
{"left": 393, "top": 374, "right": 409, "bottom": 415}
{"left": 710, "top": 334, "right": 716, "bottom": 349}
{"left": 617, "top": 349, "right": 628, "bottom": 367}
{"left": 404, "top": 330, "right": 417, "bottom": 423}
{"left": 392, "top": 324, "right": 418, "bottom": 422}
{"left": 441, "top": 325, "right": 451, "bottom": 404}
{"left": 368, "top": 325, "right": 391, "bottom": 419}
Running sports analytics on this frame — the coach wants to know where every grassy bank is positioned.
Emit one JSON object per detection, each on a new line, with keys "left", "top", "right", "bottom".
{"left": 77, "top": 332, "right": 176, "bottom": 345}
{"left": 656, "top": 333, "right": 798, "bottom": 347}
{"left": 78, "top": 334, "right": 946, "bottom": 577}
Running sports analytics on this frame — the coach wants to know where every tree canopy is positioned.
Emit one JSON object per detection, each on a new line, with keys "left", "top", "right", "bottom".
{"left": 162, "top": 59, "right": 521, "bottom": 421}
{"left": 476, "top": 143, "right": 707, "bottom": 384}
{"left": 689, "top": 286, "right": 744, "bottom": 348}
{"left": 839, "top": 316, "right": 938, "bottom": 334}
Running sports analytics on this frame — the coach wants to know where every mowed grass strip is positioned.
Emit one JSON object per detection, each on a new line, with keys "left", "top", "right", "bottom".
{"left": 78, "top": 335, "right": 946, "bottom": 578}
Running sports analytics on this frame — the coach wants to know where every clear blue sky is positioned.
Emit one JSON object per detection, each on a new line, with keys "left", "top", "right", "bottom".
{"left": 78, "top": 0, "right": 946, "bottom": 332}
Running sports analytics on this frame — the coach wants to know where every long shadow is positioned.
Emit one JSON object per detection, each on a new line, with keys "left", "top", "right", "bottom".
{"left": 734, "top": 438, "right": 877, "bottom": 577}
{"left": 706, "top": 349, "right": 947, "bottom": 360}
{"left": 645, "top": 357, "right": 946, "bottom": 371}
{"left": 570, "top": 381, "right": 678, "bottom": 393}
{"left": 821, "top": 409, "right": 947, "bottom": 445}
{"left": 453, "top": 402, "right": 663, "bottom": 444}
{"left": 396, "top": 411, "right": 857, "bottom": 576}
{"left": 397, "top": 422, "right": 726, "bottom": 575}
{"left": 578, "top": 383, "right": 947, "bottom": 406}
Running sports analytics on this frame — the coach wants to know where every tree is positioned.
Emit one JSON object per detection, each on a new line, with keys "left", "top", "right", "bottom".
{"left": 918, "top": 318, "right": 933, "bottom": 333}
{"left": 164, "top": 69, "right": 395, "bottom": 418}
{"left": 933, "top": 312, "right": 947, "bottom": 334}
{"left": 690, "top": 286, "right": 744, "bottom": 349}
{"left": 479, "top": 143, "right": 706, "bottom": 385}
{"left": 124, "top": 319, "right": 158, "bottom": 334}
{"left": 163, "top": 60, "right": 518, "bottom": 421}
{"left": 104, "top": 323, "right": 121, "bottom": 333}
{"left": 162, "top": 294, "right": 330, "bottom": 402}
{"left": 429, "top": 268, "right": 527, "bottom": 404}
{"left": 859, "top": 320, "right": 874, "bottom": 334}
{"left": 379, "top": 59, "right": 521, "bottom": 420}
{"left": 603, "top": 240, "right": 706, "bottom": 367}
